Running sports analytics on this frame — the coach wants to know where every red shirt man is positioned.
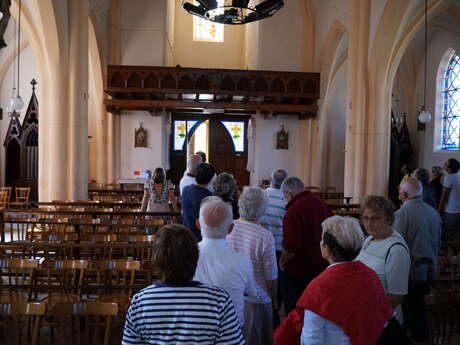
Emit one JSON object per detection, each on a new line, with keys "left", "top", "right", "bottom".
{"left": 279, "top": 177, "right": 332, "bottom": 313}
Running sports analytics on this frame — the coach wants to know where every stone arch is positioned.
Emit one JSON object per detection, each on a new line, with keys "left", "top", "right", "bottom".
{"left": 310, "top": 21, "right": 348, "bottom": 190}
{"left": 365, "top": 0, "right": 446, "bottom": 195}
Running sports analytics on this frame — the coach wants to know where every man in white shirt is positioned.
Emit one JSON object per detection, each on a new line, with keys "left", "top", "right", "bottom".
{"left": 194, "top": 196, "right": 257, "bottom": 328}
{"left": 179, "top": 154, "right": 202, "bottom": 195}
{"left": 438, "top": 158, "right": 460, "bottom": 240}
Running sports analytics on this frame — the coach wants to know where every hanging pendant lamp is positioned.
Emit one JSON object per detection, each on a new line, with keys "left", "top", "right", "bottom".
{"left": 418, "top": 0, "right": 431, "bottom": 124}
{"left": 10, "top": 0, "right": 23, "bottom": 112}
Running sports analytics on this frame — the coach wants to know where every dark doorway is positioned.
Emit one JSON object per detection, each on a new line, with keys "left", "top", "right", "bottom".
{"left": 169, "top": 115, "right": 250, "bottom": 188}
{"left": 6, "top": 139, "right": 21, "bottom": 187}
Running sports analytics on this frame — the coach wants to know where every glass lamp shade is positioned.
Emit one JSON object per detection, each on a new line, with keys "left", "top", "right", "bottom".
{"left": 418, "top": 109, "right": 431, "bottom": 124}
{"left": 11, "top": 95, "right": 24, "bottom": 111}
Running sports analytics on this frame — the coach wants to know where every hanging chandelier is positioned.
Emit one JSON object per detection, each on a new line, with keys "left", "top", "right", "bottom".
{"left": 182, "top": 0, "right": 284, "bottom": 25}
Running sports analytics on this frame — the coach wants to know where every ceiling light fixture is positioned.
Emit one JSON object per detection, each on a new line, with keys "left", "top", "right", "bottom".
{"left": 182, "top": 0, "right": 284, "bottom": 25}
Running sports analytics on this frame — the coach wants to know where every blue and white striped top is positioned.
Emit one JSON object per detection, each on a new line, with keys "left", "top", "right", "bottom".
{"left": 259, "top": 187, "right": 287, "bottom": 251}
{"left": 122, "top": 281, "right": 245, "bottom": 345}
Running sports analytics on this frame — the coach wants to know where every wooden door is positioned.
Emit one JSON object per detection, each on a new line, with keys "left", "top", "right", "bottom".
{"left": 209, "top": 118, "right": 250, "bottom": 188}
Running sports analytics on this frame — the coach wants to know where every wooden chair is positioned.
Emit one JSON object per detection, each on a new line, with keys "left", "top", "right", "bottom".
{"left": 9, "top": 187, "right": 31, "bottom": 208}
{"left": 0, "top": 259, "right": 39, "bottom": 301}
{"left": 96, "top": 295, "right": 130, "bottom": 345}
{"left": 0, "top": 190, "right": 10, "bottom": 208}
{"left": 425, "top": 294, "right": 460, "bottom": 345}
{"left": 51, "top": 302, "right": 118, "bottom": 345}
{"left": 0, "top": 302, "right": 46, "bottom": 345}
{"left": 88, "top": 260, "right": 140, "bottom": 298}
{"left": 0, "top": 187, "right": 12, "bottom": 205}
{"left": 37, "top": 260, "right": 88, "bottom": 299}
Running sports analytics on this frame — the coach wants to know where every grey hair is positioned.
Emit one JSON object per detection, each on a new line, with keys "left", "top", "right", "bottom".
{"left": 280, "top": 176, "right": 305, "bottom": 195}
{"left": 270, "top": 169, "right": 288, "bottom": 189}
{"left": 212, "top": 173, "right": 236, "bottom": 200}
{"left": 400, "top": 178, "right": 423, "bottom": 198}
{"left": 431, "top": 166, "right": 443, "bottom": 179}
{"left": 412, "top": 168, "right": 429, "bottom": 185}
{"left": 238, "top": 186, "right": 268, "bottom": 221}
{"left": 187, "top": 155, "right": 203, "bottom": 174}
{"left": 321, "top": 216, "right": 364, "bottom": 254}
{"left": 199, "top": 196, "right": 233, "bottom": 239}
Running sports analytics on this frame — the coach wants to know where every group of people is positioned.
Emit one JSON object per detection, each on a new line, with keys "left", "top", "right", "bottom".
{"left": 402, "top": 158, "right": 460, "bottom": 240}
{"left": 124, "top": 154, "right": 458, "bottom": 345}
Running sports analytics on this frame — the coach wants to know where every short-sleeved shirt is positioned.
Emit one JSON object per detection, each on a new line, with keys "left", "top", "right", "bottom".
{"left": 122, "top": 281, "right": 245, "bottom": 345}
{"left": 356, "top": 231, "right": 411, "bottom": 323}
{"left": 443, "top": 172, "right": 460, "bottom": 214}
{"left": 226, "top": 220, "right": 278, "bottom": 304}
{"left": 181, "top": 185, "right": 212, "bottom": 240}
{"left": 195, "top": 238, "right": 257, "bottom": 326}
{"left": 143, "top": 179, "right": 171, "bottom": 212}
{"left": 258, "top": 188, "right": 287, "bottom": 251}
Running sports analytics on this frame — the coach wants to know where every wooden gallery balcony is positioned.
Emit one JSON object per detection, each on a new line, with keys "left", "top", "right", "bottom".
{"left": 104, "top": 65, "right": 320, "bottom": 118}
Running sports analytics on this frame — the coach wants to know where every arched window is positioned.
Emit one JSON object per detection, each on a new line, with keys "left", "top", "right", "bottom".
{"left": 440, "top": 51, "right": 460, "bottom": 150}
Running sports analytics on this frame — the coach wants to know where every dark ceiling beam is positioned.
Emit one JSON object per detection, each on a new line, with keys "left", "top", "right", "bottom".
{"left": 104, "top": 98, "right": 318, "bottom": 114}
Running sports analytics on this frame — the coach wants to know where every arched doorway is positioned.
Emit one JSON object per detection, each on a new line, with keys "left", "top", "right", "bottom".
{"left": 169, "top": 115, "right": 250, "bottom": 188}
{"left": 6, "top": 140, "right": 21, "bottom": 187}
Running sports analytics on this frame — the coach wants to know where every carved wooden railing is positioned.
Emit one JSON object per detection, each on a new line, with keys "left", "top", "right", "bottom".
{"left": 104, "top": 65, "right": 320, "bottom": 117}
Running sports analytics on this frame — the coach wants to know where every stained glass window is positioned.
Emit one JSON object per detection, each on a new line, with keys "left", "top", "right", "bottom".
{"left": 221, "top": 121, "right": 245, "bottom": 152}
{"left": 173, "top": 120, "right": 198, "bottom": 151}
{"left": 193, "top": 1, "right": 224, "bottom": 42}
{"left": 441, "top": 52, "right": 460, "bottom": 150}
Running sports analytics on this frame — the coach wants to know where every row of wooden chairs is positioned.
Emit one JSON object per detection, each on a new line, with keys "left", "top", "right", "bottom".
{"left": 0, "top": 258, "right": 155, "bottom": 302}
{"left": 0, "top": 187, "right": 31, "bottom": 208}
{"left": 0, "top": 300, "right": 122, "bottom": 345}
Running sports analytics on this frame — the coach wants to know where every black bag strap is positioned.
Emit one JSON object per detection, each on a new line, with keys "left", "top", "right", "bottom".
{"left": 385, "top": 242, "right": 408, "bottom": 263}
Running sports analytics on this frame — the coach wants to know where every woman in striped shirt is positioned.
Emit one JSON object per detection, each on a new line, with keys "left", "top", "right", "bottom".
{"left": 122, "top": 224, "right": 245, "bottom": 345}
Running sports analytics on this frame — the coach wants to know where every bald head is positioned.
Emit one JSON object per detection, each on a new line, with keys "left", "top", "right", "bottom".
{"left": 187, "top": 154, "right": 203, "bottom": 175}
{"left": 199, "top": 196, "right": 233, "bottom": 239}
{"left": 399, "top": 177, "right": 423, "bottom": 201}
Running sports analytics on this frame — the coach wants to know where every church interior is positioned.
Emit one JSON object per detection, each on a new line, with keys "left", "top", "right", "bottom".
{"left": 0, "top": 0, "right": 459, "bottom": 344}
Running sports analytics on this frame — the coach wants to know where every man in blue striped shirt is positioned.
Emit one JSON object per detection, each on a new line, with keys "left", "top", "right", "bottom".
{"left": 258, "top": 168, "right": 287, "bottom": 327}
{"left": 122, "top": 224, "right": 245, "bottom": 345}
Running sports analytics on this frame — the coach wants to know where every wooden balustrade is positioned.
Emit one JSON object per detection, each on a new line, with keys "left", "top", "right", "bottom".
{"left": 104, "top": 65, "right": 320, "bottom": 117}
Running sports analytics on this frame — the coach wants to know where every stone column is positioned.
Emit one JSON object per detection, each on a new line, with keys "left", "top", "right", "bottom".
{"left": 344, "top": 0, "right": 370, "bottom": 202}
{"left": 67, "top": 0, "right": 89, "bottom": 200}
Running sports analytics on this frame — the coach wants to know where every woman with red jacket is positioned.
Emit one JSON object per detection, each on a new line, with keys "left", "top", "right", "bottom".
{"left": 274, "top": 216, "right": 393, "bottom": 345}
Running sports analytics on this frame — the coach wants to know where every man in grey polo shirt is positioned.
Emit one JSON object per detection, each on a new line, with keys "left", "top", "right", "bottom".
{"left": 394, "top": 177, "right": 442, "bottom": 343}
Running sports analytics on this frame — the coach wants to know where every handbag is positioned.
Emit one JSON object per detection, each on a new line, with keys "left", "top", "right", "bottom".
{"left": 375, "top": 317, "right": 412, "bottom": 345}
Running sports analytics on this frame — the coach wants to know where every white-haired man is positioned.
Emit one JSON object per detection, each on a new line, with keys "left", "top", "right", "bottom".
{"left": 394, "top": 177, "right": 442, "bottom": 343}
{"left": 194, "top": 196, "right": 257, "bottom": 328}
{"left": 179, "top": 154, "right": 203, "bottom": 195}
{"left": 227, "top": 186, "right": 277, "bottom": 345}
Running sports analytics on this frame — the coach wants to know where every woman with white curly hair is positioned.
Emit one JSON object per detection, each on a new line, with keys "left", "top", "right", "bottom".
{"left": 227, "top": 186, "right": 278, "bottom": 345}
{"left": 274, "top": 216, "right": 394, "bottom": 345}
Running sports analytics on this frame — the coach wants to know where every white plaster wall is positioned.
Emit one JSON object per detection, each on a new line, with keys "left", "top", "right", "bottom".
{"left": 0, "top": 45, "right": 38, "bottom": 186}
{"left": 117, "top": 0, "right": 168, "bottom": 179}
{"left": 257, "top": 0, "right": 302, "bottom": 71}
{"left": 119, "top": 112, "right": 163, "bottom": 178}
{"left": 252, "top": 116, "right": 301, "bottom": 184}
{"left": 412, "top": 30, "right": 460, "bottom": 169}
{"left": 120, "top": 0, "right": 167, "bottom": 66}
{"left": 324, "top": 60, "right": 347, "bottom": 192}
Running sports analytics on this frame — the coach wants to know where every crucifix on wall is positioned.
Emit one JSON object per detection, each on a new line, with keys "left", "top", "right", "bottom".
{"left": 0, "top": 0, "right": 12, "bottom": 50}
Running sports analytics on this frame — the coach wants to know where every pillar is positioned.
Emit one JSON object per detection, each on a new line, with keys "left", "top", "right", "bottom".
{"left": 344, "top": 0, "right": 370, "bottom": 202}
{"left": 67, "top": 0, "right": 89, "bottom": 200}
